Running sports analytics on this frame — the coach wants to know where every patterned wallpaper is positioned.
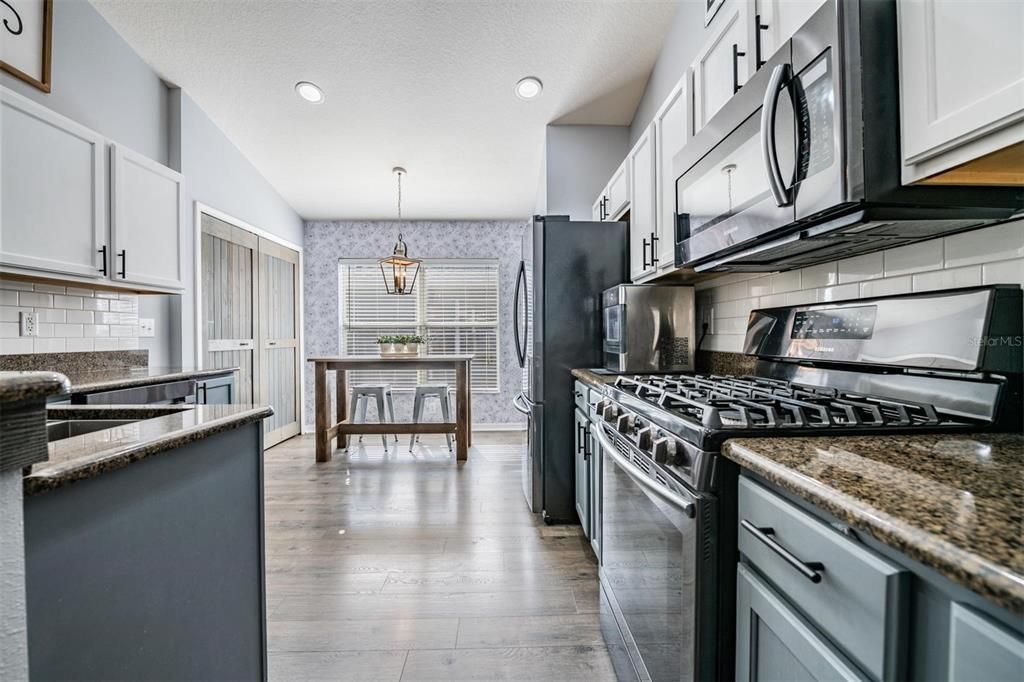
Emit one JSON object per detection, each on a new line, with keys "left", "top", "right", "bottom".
{"left": 303, "top": 220, "right": 529, "bottom": 429}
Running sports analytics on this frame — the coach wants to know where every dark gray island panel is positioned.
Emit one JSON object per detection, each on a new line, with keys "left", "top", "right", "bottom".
{"left": 24, "top": 422, "right": 267, "bottom": 681}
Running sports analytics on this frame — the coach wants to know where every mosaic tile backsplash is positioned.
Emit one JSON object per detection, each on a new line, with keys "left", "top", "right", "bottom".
{"left": 0, "top": 281, "right": 143, "bottom": 354}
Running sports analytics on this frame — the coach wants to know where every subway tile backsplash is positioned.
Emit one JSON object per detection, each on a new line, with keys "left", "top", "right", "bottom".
{"left": 0, "top": 282, "right": 141, "bottom": 354}
{"left": 696, "top": 221, "right": 1024, "bottom": 353}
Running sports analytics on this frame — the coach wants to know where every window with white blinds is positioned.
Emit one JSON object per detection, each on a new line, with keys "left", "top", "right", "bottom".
{"left": 339, "top": 259, "right": 500, "bottom": 390}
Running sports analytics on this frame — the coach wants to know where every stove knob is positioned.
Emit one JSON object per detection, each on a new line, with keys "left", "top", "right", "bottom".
{"left": 652, "top": 436, "right": 673, "bottom": 464}
{"left": 615, "top": 414, "right": 632, "bottom": 434}
{"left": 636, "top": 426, "right": 653, "bottom": 450}
{"left": 601, "top": 403, "right": 618, "bottom": 423}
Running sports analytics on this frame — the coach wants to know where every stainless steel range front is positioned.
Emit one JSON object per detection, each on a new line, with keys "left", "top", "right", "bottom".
{"left": 593, "top": 285, "right": 1022, "bottom": 682}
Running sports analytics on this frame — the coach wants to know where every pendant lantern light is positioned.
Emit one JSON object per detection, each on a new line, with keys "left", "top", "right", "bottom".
{"left": 379, "top": 167, "right": 421, "bottom": 295}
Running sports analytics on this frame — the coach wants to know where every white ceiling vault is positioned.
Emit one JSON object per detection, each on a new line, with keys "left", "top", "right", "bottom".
{"left": 91, "top": 0, "right": 678, "bottom": 220}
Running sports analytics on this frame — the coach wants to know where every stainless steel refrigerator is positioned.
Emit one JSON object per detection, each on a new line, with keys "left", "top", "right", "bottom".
{"left": 512, "top": 215, "right": 627, "bottom": 524}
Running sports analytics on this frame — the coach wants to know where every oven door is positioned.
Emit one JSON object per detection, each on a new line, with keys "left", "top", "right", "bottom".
{"left": 595, "top": 423, "right": 717, "bottom": 682}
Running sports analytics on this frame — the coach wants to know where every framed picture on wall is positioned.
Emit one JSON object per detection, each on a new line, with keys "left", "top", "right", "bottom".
{"left": 1, "top": 0, "right": 53, "bottom": 93}
{"left": 705, "top": 0, "right": 725, "bottom": 26}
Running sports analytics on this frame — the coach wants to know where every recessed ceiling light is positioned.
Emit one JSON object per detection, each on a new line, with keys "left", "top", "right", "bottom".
{"left": 295, "top": 81, "right": 324, "bottom": 103}
{"left": 515, "top": 76, "right": 543, "bottom": 100}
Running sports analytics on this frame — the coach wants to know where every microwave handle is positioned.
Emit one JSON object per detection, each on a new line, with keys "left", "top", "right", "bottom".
{"left": 761, "top": 63, "right": 794, "bottom": 207}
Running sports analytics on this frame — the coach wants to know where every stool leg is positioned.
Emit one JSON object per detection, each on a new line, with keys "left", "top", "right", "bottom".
{"left": 354, "top": 395, "right": 366, "bottom": 443}
{"left": 374, "top": 393, "right": 388, "bottom": 450}
{"left": 386, "top": 390, "right": 398, "bottom": 442}
{"left": 409, "top": 391, "right": 421, "bottom": 451}
{"left": 440, "top": 391, "right": 453, "bottom": 451}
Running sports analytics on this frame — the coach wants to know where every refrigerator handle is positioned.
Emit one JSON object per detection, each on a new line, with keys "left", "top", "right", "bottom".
{"left": 513, "top": 260, "right": 526, "bottom": 367}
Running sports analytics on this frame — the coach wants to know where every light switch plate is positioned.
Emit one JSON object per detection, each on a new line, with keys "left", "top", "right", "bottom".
{"left": 138, "top": 318, "right": 155, "bottom": 337}
{"left": 20, "top": 311, "right": 38, "bottom": 337}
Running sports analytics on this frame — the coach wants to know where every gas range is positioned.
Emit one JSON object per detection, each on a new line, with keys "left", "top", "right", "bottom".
{"left": 591, "top": 285, "right": 1023, "bottom": 495}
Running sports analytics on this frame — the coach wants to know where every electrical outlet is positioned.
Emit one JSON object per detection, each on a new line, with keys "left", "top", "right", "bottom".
{"left": 138, "top": 318, "right": 155, "bottom": 338}
{"left": 20, "top": 311, "right": 38, "bottom": 337}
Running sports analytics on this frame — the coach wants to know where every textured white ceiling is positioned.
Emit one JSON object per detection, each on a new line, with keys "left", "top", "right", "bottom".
{"left": 91, "top": 0, "right": 677, "bottom": 220}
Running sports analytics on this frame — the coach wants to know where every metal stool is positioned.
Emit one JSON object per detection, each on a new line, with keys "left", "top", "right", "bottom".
{"left": 409, "top": 384, "right": 453, "bottom": 451}
{"left": 350, "top": 384, "right": 398, "bottom": 450}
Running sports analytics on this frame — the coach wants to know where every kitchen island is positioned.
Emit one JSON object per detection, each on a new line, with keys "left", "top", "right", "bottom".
{"left": 22, "top": 400, "right": 273, "bottom": 681}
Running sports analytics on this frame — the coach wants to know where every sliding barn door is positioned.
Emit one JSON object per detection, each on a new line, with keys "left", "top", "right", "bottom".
{"left": 258, "top": 239, "right": 301, "bottom": 446}
{"left": 201, "top": 214, "right": 257, "bottom": 403}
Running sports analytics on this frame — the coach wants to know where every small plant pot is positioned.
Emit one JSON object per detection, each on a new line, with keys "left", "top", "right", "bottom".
{"left": 379, "top": 342, "right": 420, "bottom": 357}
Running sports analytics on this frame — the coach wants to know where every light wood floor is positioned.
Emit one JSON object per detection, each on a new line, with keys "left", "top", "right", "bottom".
{"left": 264, "top": 432, "right": 617, "bottom": 681}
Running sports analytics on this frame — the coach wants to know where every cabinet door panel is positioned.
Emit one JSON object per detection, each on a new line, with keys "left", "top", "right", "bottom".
{"left": 1, "top": 89, "right": 105, "bottom": 278}
{"left": 948, "top": 603, "right": 1024, "bottom": 682}
{"left": 111, "top": 144, "right": 185, "bottom": 289}
{"left": 754, "top": 0, "right": 827, "bottom": 70}
{"left": 654, "top": 78, "right": 688, "bottom": 271}
{"left": 693, "top": 2, "right": 751, "bottom": 135}
{"left": 899, "top": 0, "right": 1024, "bottom": 164}
{"left": 736, "top": 564, "right": 866, "bottom": 682}
{"left": 574, "top": 408, "right": 591, "bottom": 536}
{"left": 628, "top": 126, "right": 657, "bottom": 281}
{"left": 606, "top": 161, "right": 630, "bottom": 220}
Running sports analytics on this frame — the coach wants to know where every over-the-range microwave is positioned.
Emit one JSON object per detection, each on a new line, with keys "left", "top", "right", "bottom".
{"left": 673, "top": 0, "right": 1023, "bottom": 273}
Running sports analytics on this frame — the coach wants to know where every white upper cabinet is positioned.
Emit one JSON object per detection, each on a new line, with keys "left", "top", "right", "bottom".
{"left": 0, "top": 87, "right": 186, "bottom": 291}
{"left": 628, "top": 125, "right": 657, "bottom": 281}
{"left": 110, "top": 144, "right": 185, "bottom": 289}
{"left": 1, "top": 89, "right": 106, "bottom": 279}
{"left": 653, "top": 76, "right": 688, "bottom": 273}
{"left": 606, "top": 160, "right": 631, "bottom": 220}
{"left": 692, "top": 0, "right": 751, "bottom": 136}
{"left": 752, "top": 0, "right": 828, "bottom": 69}
{"left": 898, "top": 0, "right": 1024, "bottom": 183}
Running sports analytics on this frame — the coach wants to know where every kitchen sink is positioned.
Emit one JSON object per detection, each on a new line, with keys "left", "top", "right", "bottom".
{"left": 46, "top": 419, "right": 136, "bottom": 442}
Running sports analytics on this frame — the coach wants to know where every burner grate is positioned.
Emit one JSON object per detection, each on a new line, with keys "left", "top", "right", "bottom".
{"left": 614, "top": 373, "right": 950, "bottom": 432}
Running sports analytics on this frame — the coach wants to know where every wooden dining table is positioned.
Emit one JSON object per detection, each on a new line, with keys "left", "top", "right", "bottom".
{"left": 308, "top": 355, "right": 473, "bottom": 462}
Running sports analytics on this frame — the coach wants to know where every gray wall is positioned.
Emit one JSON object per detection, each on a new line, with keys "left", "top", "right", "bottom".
{"left": 629, "top": 0, "right": 706, "bottom": 145}
{"left": 1, "top": 0, "right": 303, "bottom": 367}
{"left": 542, "top": 125, "right": 629, "bottom": 221}
{"left": 303, "top": 220, "right": 528, "bottom": 430}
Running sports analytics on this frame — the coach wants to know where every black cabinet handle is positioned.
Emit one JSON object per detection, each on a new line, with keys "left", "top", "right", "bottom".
{"left": 98, "top": 245, "right": 107, "bottom": 276}
{"left": 732, "top": 43, "right": 747, "bottom": 94}
{"left": 650, "top": 232, "right": 659, "bottom": 266}
{"left": 116, "top": 250, "right": 126, "bottom": 278}
{"left": 755, "top": 15, "right": 770, "bottom": 69}
{"left": 741, "top": 520, "right": 825, "bottom": 583}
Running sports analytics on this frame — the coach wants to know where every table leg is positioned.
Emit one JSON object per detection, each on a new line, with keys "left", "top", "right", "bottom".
{"left": 335, "top": 368, "right": 347, "bottom": 450}
{"left": 455, "top": 361, "right": 469, "bottom": 462}
{"left": 314, "top": 362, "right": 330, "bottom": 463}
{"left": 466, "top": 359, "right": 472, "bottom": 447}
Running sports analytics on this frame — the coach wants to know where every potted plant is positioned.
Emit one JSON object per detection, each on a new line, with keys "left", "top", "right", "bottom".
{"left": 377, "top": 334, "right": 424, "bottom": 357}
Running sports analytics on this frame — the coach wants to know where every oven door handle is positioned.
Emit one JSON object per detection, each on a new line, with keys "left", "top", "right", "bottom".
{"left": 761, "top": 62, "right": 794, "bottom": 207}
{"left": 594, "top": 423, "right": 696, "bottom": 518}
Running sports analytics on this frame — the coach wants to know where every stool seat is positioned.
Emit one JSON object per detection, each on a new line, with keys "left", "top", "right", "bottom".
{"left": 349, "top": 384, "right": 398, "bottom": 451}
{"left": 410, "top": 384, "right": 453, "bottom": 452}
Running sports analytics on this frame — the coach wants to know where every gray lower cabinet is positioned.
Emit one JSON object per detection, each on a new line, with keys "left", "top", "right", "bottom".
{"left": 737, "top": 563, "right": 867, "bottom": 681}
{"left": 949, "top": 603, "right": 1024, "bottom": 682}
{"left": 574, "top": 406, "right": 592, "bottom": 538}
{"left": 196, "top": 372, "right": 236, "bottom": 404}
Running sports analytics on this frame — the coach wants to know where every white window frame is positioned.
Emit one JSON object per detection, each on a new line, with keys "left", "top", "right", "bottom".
{"left": 338, "top": 258, "right": 501, "bottom": 393}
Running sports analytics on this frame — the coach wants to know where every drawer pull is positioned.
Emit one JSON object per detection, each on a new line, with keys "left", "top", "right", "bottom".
{"left": 741, "top": 519, "right": 825, "bottom": 583}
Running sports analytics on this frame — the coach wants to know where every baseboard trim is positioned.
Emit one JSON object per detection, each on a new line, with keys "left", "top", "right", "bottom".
{"left": 300, "top": 422, "right": 526, "bottom": 435}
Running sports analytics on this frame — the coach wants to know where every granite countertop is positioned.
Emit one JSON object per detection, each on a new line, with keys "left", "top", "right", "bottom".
{"left": 724, "top": 433, "right": 1024, "bottom": 615}
{"left": 61, "top": 366, "right": 239, "bottom": 393}
{"left": 571, "top": 368, "right": 619, "bottom": 391}
{"left": 0, "top": 371, "right": 70, "bottom": 403}
{"left": 27, "top": 403, "right": 273, "bottom": 496}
